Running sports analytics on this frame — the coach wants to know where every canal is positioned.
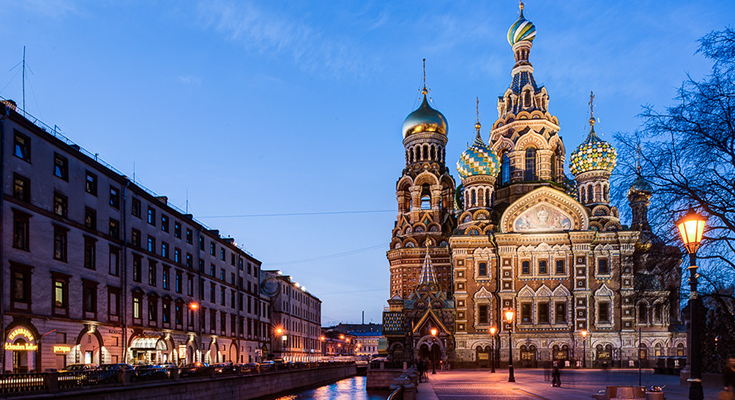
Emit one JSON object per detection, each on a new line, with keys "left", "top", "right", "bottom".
{"left": 266, "top": 376, "right": 390, "bottom": 400}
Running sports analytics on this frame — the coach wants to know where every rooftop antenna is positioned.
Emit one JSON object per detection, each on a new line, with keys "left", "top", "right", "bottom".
{"left": 22, "top": 46, "right": 27, "bottom": 116}
{"left": 186, "top": 189, "right": 189, "bottom": 214}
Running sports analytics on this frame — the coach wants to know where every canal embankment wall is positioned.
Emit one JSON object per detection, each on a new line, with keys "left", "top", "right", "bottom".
{"left": 8, "top": 365, "right": 356, "bottom": 400}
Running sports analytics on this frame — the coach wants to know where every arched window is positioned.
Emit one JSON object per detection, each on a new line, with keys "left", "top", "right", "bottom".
{"left": 501, "top": 154, "right": 510, "bottom": 185}
{"left": 638, "top": 303, "right": 648, "bottom": 324}
{"left": 524, "top": 91, "right": 531, "bottom": 107}
{"left": 604, "top": 184, "right": 610, "bottom": 202}
{"left": 587, "top": 186, "right": 593, "bottom": 203}
{"left": 506, "top": 97, "right": 512, "bottom": 112}
{"left": 430, "top": 146, "right": 436, "bottom": 161}
{"left": 478, "top": 263, "right": 487, "bottom": 276}
{"left": 525, "top": 148, "right": 537, "bottom": 181}
{"left": 420, "top": 184, "right": 431, "bottom": 210}
{"left": 471, "top": 190, "right": 476, "bottom": 207}
{"left": 581, "top": 188, "right": 586, "bottom": 203}
{"left": 653, "top": 303, "right": 662, "bottom": 323}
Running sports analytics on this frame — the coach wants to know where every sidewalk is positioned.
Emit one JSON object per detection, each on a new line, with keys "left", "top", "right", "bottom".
{"left": 415, "top": 369, "right": 721, "bottom": 400}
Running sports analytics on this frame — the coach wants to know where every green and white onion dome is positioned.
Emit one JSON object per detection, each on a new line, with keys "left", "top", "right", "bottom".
{"left": 402, "top": 93, "right": 448, "bottom": 139}
{"left": 456, "top": 130, "right": 499, "bottom": 180}
{"left": 569, "top": 126, "right": 617, "bottom": 176}
{"left": 507, "top": 5, "right": 536, "bottom": 45}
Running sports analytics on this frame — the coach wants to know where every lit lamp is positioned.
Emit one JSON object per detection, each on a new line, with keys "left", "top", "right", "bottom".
{"left": 676, "top": 208, "right": 706, "bottom": 400}
{"left": 581, "top": 330, "right": 588, "bottom": 368}
{"left": 489, "top": 326, "right": 497, "bottom": 373}
{"left": 505, "top": 309, "right": 515, "bottom": 383}
{"left": 430, "top": 328, "right": 438, "bottom": 375}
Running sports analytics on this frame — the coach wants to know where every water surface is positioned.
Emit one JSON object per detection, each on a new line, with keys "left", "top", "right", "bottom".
{"left": 270, "top": 376, "right": 390, "bottom": 400}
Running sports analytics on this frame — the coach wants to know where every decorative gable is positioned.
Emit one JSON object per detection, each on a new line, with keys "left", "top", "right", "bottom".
{"left": 500, "top": 187, "right": 589, "bottom": 233}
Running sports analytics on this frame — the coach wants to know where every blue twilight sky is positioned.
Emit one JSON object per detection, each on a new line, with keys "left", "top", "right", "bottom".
{"left": 1, "top": 1, "right": 732, "bottom": 325}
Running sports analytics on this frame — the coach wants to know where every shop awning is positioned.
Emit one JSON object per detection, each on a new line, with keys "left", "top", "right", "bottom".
{"left": 130, "top": 337, "right": 167, "bottom": 351}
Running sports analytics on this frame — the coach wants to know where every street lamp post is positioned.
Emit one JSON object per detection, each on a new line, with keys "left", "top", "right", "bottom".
{"left": 583, "top": 330, "right": 589, "bottom": 368}
{"left": 676, "top": 208, "right": 706, "bottom": 400}
{"left": 490, "top": 326, "right": 497, "bottom": 373}
{"left": 505, "top": 309, "right": 515, "bottom": 382}
{"left": 430, "top": 328, "right": 438, "bottom": 374}
{"left": 189, "top": 302, "right": 201, "bottom": 363}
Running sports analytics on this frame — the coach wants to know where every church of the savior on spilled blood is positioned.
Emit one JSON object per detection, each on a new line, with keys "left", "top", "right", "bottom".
{"left": 382, "top": 3, "right": 687, "bottom": 369}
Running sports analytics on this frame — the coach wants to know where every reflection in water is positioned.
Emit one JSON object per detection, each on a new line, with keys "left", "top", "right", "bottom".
{"left": 271, "top": 376, "right": 389, "bottom": 400}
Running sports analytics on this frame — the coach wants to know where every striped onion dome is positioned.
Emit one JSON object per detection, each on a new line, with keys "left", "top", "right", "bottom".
{"left": 569, "top": 121, "right": 617, "bottom": 176}
{"left": 456, "top": 128, "right": 499, "bottom": 180}
{"left": 507, "top": 4, "right": 536, "bottom": 45}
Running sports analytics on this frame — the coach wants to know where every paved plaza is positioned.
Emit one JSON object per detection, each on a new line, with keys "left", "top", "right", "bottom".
{"left": 415, "top": 369, "right": 721, "bottom": 400}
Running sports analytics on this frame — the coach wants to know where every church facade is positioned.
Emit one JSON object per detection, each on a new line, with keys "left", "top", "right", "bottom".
{"left": 383, "top": 4, "right": 686, "bottom": 369}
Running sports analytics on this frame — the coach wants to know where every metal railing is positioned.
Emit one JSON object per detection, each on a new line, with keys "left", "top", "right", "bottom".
{"left": 0, "top": 373, "right": 45, "bottom": 393}
{"left": 387, "top": 385, "right": 403, "bottom": 400}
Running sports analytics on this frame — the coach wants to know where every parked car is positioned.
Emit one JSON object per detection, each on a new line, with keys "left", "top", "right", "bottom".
{"left": 59, "top": 364, "right": 100, "bottom": 385}
{"left": 132, "top": 364, "right": 169, "bottom": 381}
{"left": 213, "top": 363, "right": 237, "bottom": 374}
{"left": 60, "top": 363, "right": 99, "bottom": 373}
{"left": 257, "top": 361, "right": 275, "bottom": 372}
{"left": 97, "top": 363, "right": 132, "bottom": 384}
{"left": 179, "top": 362, "right": 210, "bottom": 377}
{"left": 237, "top": 363, "right": 259, "bottom": 374}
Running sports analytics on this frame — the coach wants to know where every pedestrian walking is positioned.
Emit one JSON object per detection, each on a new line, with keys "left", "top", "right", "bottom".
{"left": 417, "top": 359, "right": 424, "bottom": 383}
{"left": 721, "top": 357, "right": 735, "bottom": 400}
{"left": 551, "top": 361, "right": 562, "bottom": 387}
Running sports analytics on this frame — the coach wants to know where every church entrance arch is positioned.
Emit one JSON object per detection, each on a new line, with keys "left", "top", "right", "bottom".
{"left": 595, "top": 344, "right": 613, "bottom": 368}
{"left": 520, "top": 345, "right": 537, "bottom": 368}
{"left": 552, "top": 344, "right": 570, "bottom": 365}
{"left": 475, "top": 346, "right": 491, "bottom": 368}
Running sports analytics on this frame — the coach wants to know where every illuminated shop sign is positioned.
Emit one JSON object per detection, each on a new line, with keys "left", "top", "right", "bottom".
{"left": 53, "top": 345, "right": 71, "bottom": 354}
{"left": 5, "top": 343, "right": 37, "bottom": 351}
{"left": 5, "top": 327, "right": 37, "bottom": 351}
{"left": 7, "top": 328, "right": 34, "bottom": 342}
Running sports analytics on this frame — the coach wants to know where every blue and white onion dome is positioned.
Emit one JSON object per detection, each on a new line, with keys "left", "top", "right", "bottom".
{"left": 402, "top": 90, "right": 448, "bottom": 139}
{"left": 569, "top": 119, "right": 617, "bottom": 176}
{"left": 456, "top": 126, "right": 500, "bottom": 180}
{"left": 507, "top": 2, "right": 536, "bottom": 46}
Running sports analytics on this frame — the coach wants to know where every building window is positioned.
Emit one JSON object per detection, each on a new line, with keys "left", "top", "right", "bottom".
{"left": 11, "top": 266, "right": 31, "bottom": 304}
{"left": 230, "top": 272, "right": 235, "bottom": 285}
{"left": 83, "top": 237, "right": 96, "bottom": 270}
{"left": 538, "top": 260, "right": 548, "bottom": 274}
{"left": 525, "top": 148, "right": 536, "bottom": 181}
{"left": 598, "top": 258, "right": 609, "bottom": 275}
{"left": 132, "top": 198, "right": 141, "bottom": 218}
{"left": 131, "top": 229, "right": 141, "bottom": 248}
{"left": 53, "top": 279, "right": 67, "bottom": 308}
{"left": 175, "top": 304, "right": 183, "bottom": 325}
{"left": 220, "top": 249, "right": 225, "bottom": 261}
{"left": 555, "top": 259, "right": 564, "bottom": 274}
{"left": 521, "top": 303, "right": 531, "bottom": 323}
{"left": 147, "top": 207, "right": 156, "bottom": 225}
{"left": 82, "top": 281, "right": 97, "bottom": 315}
{"left": 210, "top": 283, "right": 216, "bottom": 303}
{"left": 14, "top": 131, "right": 31, "bottom": 161}
{"left": 85, "top": 171, "right": 97, "bottom": 196}
{"left": 478, "top": 263, "right": 487, "bottom": 276}
{"left": 148, "top": 297, "right": 158, "bottom": 322}
{"left": 538, "top": 302, "right": 549, "bottom": 323}
{"left": 210, "top": 265, "right": 215, "bottom": 277}
{"left": 161, "top": 215, "right": 169, "bottom": 232}
{"left": 176, "top": 271, "right": 182, "bottom": 294}
{"left": 186, "top": 254, "right": 193, "bottom": 268}
{"left": 162, "top": 302, "right": 170, "bottom": 324}
{"left": 210, "top": 243, "right": 216, "bottom": 256}
{"left": 220, "top": 269, "right": 225, "bottom": 281}
{"left": 51, "top": 193, "right": 67, "bottom": 218}
{"left": 555, "top": 302, "right": 566, "bottom": 323}
{"left": 108, "top": 288, "right": 120, "bottom": 317}
{"left": 109, "top": 246, "right": 120, "bottom": 276}
{"left": 599, "top": 302, "right": 610, "bottom": 323}
{"left": 174, "top": 222, "right": 181, "bottom": 238}
{"left": 238, "top": 259, "right": 243, "bottom": 270}
{"left": 521, "top": 261, "right": 530, "bottom": 275}
{"left": 84, "top": 207, "right": 96, "bottom": 230}
{"left": 147, "top": 236, "right": 155, "bottom": 253}
{"left": 109, "top": 187, "right": 120, "bottom": 209}
{"left": 53, "top": 226, "right": 68, "bottom": 261}
{"left": 174, "top": 248, "right": 181, "bottom": 264}
{"left": 161, "top": 242, "right": 169, "bottom": 258}
{"left": 54, "top": 153, "right": 69, "bottom": 180}
{"left": 13, "top": 174, "right": 30, "bottom": 202}
{"left": 501, "top": 154, "right": 510, "bottom": 185}
{"left": 109, "top": 218, "right": 120, "bottom": 239}
{"left": 133, "top": 296, "right": 141, "bottom": 319}
{"left": 221, "top": 287, "right": 226, "bottom": 306}
{"left": 186, "top": 229, "right": 193, "bottom": 244}
{"left": 162, "top": 267, "right": 169, "bottom": 290}
{"left": 478, "top": 304, "right": 489, "bottom": 324}
{"left": 149, "top": 261, "right": 157, "bottom": 286}
{"left": 133, "top": 255, "right": 142, "bottom": 282}
{"left": 12, "top": 210, "right": 30, "bottom": 251}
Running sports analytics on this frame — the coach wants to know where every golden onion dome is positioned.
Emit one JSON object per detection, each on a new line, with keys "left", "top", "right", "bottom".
{"left": 402, "top": 93, "right": 448, "bottom": 139}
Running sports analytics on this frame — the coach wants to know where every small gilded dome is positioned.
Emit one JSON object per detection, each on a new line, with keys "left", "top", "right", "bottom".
{"left": 629, "top": 172, "right": 652, "bottom": 194}
{"left": 507, "top": 5, "right": 536, "bottom": 45}
{"left": 402, "top": 94, "right": 448, "bottom": 139}
{"left": 457, "top": 132, "right": 500, "bottom": 180}
{"left": 569, "top": 125, "right": 617, "bottom": 176}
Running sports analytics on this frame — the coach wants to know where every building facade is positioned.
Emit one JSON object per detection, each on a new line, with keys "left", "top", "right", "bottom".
{"left": 383, "top": 4, "right": 685, "bottom": 369}
{"left": 1, "top": 100, "right": 271, "bottom": 372}
{"left": 262, "top": 271, "right": 322, "bottom": 362}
